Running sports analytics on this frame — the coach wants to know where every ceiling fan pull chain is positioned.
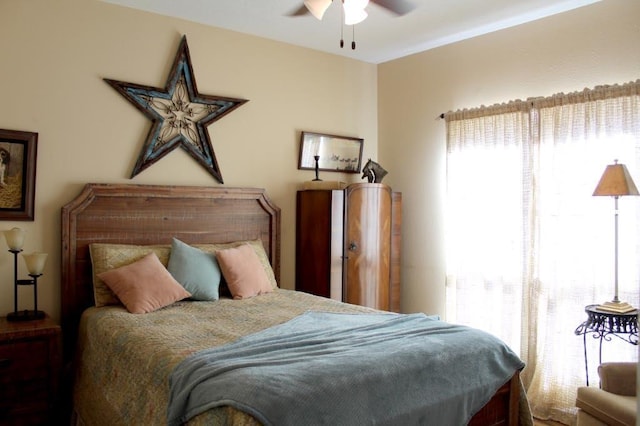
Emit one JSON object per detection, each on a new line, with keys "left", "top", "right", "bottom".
{"left": 352, "top": 25, "right": 356, "bottom": 49}
{"left": 340, "top": 2, "right": 345, "bottom": 48}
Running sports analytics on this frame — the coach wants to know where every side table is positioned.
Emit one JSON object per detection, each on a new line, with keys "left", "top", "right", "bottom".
{"left": 0, "top": 315, "right": 62, "bottom": 425}
{"left": 574, "top": 304, "right": 638, "bottom": 386}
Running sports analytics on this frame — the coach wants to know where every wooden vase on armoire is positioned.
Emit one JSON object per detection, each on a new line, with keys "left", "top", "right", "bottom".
{"left": 295, "top": 183, "right": 401, "bottom": 312}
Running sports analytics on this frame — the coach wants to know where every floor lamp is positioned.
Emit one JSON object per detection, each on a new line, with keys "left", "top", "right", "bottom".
{"left": 592, "top": 160, "right": 639, "bottom": 313}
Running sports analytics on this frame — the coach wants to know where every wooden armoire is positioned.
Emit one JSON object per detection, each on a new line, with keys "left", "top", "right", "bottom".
{"left": 295, "top": 183, "right": 401, "bottom": 312}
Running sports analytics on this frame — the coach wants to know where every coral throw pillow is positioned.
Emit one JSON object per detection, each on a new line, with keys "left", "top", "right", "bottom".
{"left": 98, "top": 252, "right": 191, "bottom": 313}
{"left": 216, "top": 244, "right": 274, "bottom": 300}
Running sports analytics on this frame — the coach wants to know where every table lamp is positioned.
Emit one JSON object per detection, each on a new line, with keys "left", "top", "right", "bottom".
{"left": 3, "top": 227, "right": 48, "bottom": 321}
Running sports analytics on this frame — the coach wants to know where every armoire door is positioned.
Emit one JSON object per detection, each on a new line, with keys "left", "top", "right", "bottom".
{"left": 343, "top": 183, "right": 392, "bottom": 310}
{"left": 295, "top": 189, "right": 344, "bottom": 301}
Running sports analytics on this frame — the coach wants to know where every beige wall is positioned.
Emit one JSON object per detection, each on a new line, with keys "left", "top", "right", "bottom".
{"left": 378, "top": 0, "right": 640, "bottom": 316}
{"left": 0, "top": 0, "right": 377, "bottom": 320}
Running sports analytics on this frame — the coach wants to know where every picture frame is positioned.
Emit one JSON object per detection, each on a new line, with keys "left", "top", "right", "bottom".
{"left": 298, "top": 131, "right": 363, "bottom": 174}
{"left": 0, "top": 129, "right": 38, "bottom": 221}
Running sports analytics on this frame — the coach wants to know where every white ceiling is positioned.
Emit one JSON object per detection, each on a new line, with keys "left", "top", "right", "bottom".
{"left": 101, "top": 0, "right": 600, "bottom": 64}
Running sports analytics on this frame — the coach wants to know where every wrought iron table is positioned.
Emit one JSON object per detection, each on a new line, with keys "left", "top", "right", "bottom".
{"left": 574, "top": 304, "right": 638, "bottom": 385}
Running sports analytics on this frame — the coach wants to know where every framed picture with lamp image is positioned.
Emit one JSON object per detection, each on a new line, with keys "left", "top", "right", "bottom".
{"left": 0, "top": 129, "right": 38, "bottom": 221}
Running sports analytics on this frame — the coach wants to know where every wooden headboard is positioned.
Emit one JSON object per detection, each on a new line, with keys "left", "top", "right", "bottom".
{"left": 60, "top": 183, "right": 280, "bottom": 361}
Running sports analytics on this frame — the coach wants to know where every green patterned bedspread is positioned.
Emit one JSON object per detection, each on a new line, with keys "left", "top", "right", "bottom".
{"left": 73, "top": 289, "right": 532, "bottom": 425}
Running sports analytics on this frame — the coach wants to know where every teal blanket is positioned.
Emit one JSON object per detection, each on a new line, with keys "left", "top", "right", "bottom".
{"left": 168, "top": 312, "right": 524, "bottom": 426}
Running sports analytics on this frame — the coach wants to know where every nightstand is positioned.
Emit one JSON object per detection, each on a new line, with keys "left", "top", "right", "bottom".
{"left": 574, "top": 304, "right": 638, "bottom": 386}
{"left": 0, "top": 315, "right": 61, "bottom": 425}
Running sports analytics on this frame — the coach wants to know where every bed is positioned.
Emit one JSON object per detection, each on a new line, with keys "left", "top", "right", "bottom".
{"left": 61, "top": 183, "right": 530, "bottom": 425}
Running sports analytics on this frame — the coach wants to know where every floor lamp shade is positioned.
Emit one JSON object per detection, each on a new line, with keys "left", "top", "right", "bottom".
{"left": 593, "top": 161, "right": 639, "bottom": 197}
{"left": 592, "top": 160, "right": 639, "bottom": 313}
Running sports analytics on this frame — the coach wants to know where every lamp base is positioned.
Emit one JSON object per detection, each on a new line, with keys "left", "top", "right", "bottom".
{"left": 595, "top": 301, "right": 636, "bottom": 314}
{"left": 6, "top": 310, "right": 46, "bottom": 322}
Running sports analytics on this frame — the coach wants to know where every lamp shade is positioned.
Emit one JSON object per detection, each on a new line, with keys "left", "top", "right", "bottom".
{"left": 593, "top": 161, "right": 639, "bottom": 197}
{"left": 22, "top": 252, "right": 48, "bottom": 275}
{"left": 304, "top": 0, "right": 332, "bottom": 20}
{"left": 3, "top": 227, "right": 25, "bottom": 250}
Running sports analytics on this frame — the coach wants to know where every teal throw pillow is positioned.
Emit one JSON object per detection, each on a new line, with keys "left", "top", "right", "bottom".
{"left": 168, "top": 238, "right": 221, "bottom": 301}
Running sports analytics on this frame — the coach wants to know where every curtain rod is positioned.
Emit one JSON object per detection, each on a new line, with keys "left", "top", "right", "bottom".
{"left": 436, "top": 80, "right": 639, "bottom": 122}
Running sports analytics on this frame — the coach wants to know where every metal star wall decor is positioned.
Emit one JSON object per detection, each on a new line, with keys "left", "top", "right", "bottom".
{"left": 104, "top": 35, "right": 248, "bottom": 183}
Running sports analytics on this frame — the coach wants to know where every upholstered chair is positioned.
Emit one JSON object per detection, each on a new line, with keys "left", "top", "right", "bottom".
{"left": 575, "top": 362, "right": 637, "bottom": 426}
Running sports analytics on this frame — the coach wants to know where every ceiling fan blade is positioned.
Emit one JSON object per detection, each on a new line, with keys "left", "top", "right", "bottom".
{"left": 304, "top": 0, "right": 333, "bottom": 20}
{"left": 286, "top": 5, "right": 310, "bottom": 16}
{"left": 371, "top": 0, "right": 415, "bottom": 15}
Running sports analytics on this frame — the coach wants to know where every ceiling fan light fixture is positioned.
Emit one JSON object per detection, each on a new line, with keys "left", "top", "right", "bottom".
{"left": 343, "top": 0, "right": 369, "bottom": 25}
{"left": 344, "top": 9, "right": 367, "bottom": 25}
{"left": 304, "top": 0, "right": 332, "bottom": 20}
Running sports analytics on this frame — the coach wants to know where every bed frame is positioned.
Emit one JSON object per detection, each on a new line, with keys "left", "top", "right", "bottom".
{"left": 61, "top": 183, "right": 281, "bottom": 363}
{"left": 60, "top": 183, "right": 521, "bottom": 426}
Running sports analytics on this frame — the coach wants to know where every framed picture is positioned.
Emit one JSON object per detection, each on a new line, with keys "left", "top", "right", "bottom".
{"left": 298, "top": 131, "right": 363, "bottom": 173}
{"left": 0, "top": 129, "right": 38, "bottom": 221}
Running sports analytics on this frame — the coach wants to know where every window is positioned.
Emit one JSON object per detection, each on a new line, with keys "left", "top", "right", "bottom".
{"left": 445, "top": 81, "right": 640, "bottom": 423}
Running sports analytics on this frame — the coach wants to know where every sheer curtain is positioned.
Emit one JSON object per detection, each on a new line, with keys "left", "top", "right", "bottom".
{"left": 445, "top": 81, "right": 640, "bottom": 424}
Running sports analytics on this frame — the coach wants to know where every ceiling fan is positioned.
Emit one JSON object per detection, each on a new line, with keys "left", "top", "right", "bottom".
{"left": 288, "top": 0, "right": 415, "bottom": 24}
{"left": 288, "top": 0, "right": 415, "bottom": 49}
